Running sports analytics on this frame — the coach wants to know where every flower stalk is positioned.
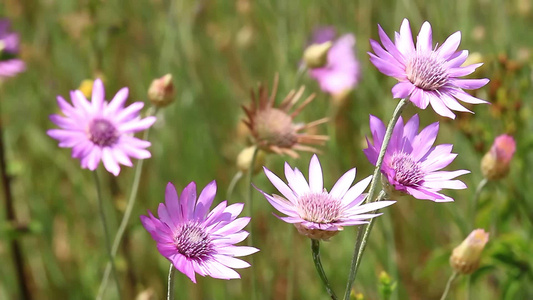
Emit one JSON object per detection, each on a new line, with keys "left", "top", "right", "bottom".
{"left": 440, "top": 271, "right": 458, "bottom": 300}
{"left": 343, "top": 98, "right": 409, "bottom": 300}
{"left": 247, "top": 146, "right": 259, "bottom": 300}
{"left": 93, "top": 171, "right": 122, "bottom": 299}
{"left": 97, "top": 106, "right": 157, "bottom": 299}
{"left": 167, "top": 263, "right": 176, "bottom": 300}
{"left": 312, "top": 239, "right": 337, "bottom": 300}
{"left": 0, "top": 102, "right": 32, "bottom": 299}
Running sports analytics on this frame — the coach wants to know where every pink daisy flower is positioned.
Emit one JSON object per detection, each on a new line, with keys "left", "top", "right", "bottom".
{"left": 141, "top": 181, "right": 258, "bottom": 283}
{"left": 308, "top": 28, "right": 360, "bottom": 94}
{"left": 369, "top": 19, "right": 489, "bottom": 119}
{"left": 364, "top": 114, "right": 469, "bottom": 202}
{"left": 47, "top": 79, "right": 156, "bottom": 176}
{"left": 256, "top": 154, "right": 395, "bottom": 241}
{"left": 0, "top": 19, "right": 26, "bottom": 78}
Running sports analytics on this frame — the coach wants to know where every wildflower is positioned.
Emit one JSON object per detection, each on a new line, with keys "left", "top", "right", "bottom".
{"left": 256, "top": 154, "right": 395, "bottom": 241}
{"left": 78, "top": 79, "right": 94, "bottom": 98}
{"left": 450, "top": 229, "right": 489, "bottom": 274}
{"left": 242, "top": 75, "right": 328, "bottom": 158}
{"left": 481, "top": 134, "right": 516, "bottom": 180}
{"left": 369, "top": 19, "right": 489, "bottom": 119}
{"left": 0, "top": 19, "right": 26, "bottom": 78}
{"left": 47, "top": 79, "right": 156, "bottom": 176}
{"left": 141, "top": 181, "right": 258, "bottom": 283}
{"left": 308, "top": 27, "right": 360, "bottom": 94}
{"left": 148, "top": 74, "right": 175, "bottom": 107}
{"left": 364, "top": 114, "right": 469, "bottom": 202}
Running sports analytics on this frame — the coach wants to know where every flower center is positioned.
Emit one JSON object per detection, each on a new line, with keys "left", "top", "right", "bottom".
{"left": 88, "top": 118, "right": 119, "bottom": 147}
{"left": 390, "top": 152, "right": 424, "bottom": 186}
{"left": 406, "top": 52, "right": 448, "bottom": 91}
{"left": 175, "top": 222, "right": 213, "bottom": 259}
{"left": 296, "top": 192, "right": 341, "bottom": 224}
{"left": 254, "top": 108, "right": 297, "bottom": 148}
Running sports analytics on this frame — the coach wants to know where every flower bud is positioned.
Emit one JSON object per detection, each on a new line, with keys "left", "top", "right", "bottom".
{"left": 450, "top": 229, "right": 489, "bottom": 274}
{"left": 78, "top": 79, "right": 94, "bottom": 98}
{"left": 378, "top": 271, "right": 396, "bottom": 299}
{"left": 481, "top": 134, "right": 516, "bottom": 180}
{"left": 148, "top": 74, "right": 175, "bottom": 107}
{"left": 303, "top": 41, "right": 332, "bottom": 69}
{"left": 236, "top": 146, "right": 265, "bottom": 174}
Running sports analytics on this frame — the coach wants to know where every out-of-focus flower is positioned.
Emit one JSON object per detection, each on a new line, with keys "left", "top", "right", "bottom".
{"left": 450, "top": 229, "right": 489, "bottom": 274}
{"left": 369, "top": 19, "right": 489, "bottom": 119}
{"left": 236, "top": 146, "right": 266, "bottom": 174}
{"left": 148, "top": 74, "right": 175, "bottom": 107}
{"left": 256, "top": 154, "right": 395, "bottom": 241}
{"left": 48, "top": 79, "right": 156, "bottom": 176}
{"left": 242, "top": 75, "right": 329, "bottom": 158}
{"left": 0, "top": 19, "right": 26, "bottom": 78}
{"left": 141, "top": 181, "right": 258, "bottom": 283}
{"left": 307, "top": 27, "right": 360, "bottom": 95}
{"left": 481, "top": 134, "right": 516, "bottom": 180}
{"left": 364, "top": 114, "right": 469, "bottom": 202}
{"left": 303, "top": 41, "right": 333, "bottom": 69}
{"left": 78, "top": 79, "right": 94, "bottom": 98}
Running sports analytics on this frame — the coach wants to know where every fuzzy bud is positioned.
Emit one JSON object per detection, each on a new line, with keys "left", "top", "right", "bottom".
{"left": 78, "top": 79, "right": 94, "bottom": 98}
{"left": 450, "top": 229, "right": 489, "bottom": 274}
{"left": 303, "top": 41, "right": 332, "bottom": 69}
{"left": 236, "top": 146, "right": 265, "bottom": 174}
{"left": 481, "top": 134, "right": 516, "bottom": 180}
{"left": 148, "top": 74, "right": 175, "bottom": 107}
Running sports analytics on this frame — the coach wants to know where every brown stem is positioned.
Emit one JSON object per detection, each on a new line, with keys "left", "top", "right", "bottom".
{"left": 0, "top": 108, "right": 32, "bottom": 299}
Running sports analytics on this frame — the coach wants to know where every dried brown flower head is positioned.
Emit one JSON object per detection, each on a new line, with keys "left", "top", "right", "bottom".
{"left": 242, "top": 75, "right": 328, "bottom": 158}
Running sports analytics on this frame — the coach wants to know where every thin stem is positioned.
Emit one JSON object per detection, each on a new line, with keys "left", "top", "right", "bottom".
{"left": 226, "top": 171, "right": 243, "bottom": 201}
{"left": 440, "top": 272, "right": 458, "bottom": 300}
{"left": 246, "top": 146, "right": 259, "bottom": 300}
{"left": 466, "top": 177, "right": 488, "bottom": 300}
{"left": 0, "top": 101, "right": 31, "bottom": 299}
{"left": 97, "top": 106, "right": 157, "bottom": 299}
{"left": 311, "top": 239, "right": 337, "bottom": 300}
{"left": 351, "top": 191, "right": 387, "bottom": 278}
{"left": 167, "top": 263, "right": 176, "bottom": 300}
{"left": 470, "top": 178, "right": 488, "bottom": 229}
{"left": 343, "top": 99, "right": 409, "bottom": 300}
{"left": 93, "top": 171, "right": 122, "bottom": 299}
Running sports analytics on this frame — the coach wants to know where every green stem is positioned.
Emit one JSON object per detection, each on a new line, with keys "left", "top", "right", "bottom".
{"left": 167, "top": 263, "right": 176, "bottom": 300}
{"left": 470, "top": 178, "right": 488, "bottom": 229}
{"left": 0, "top": 99, "right": 32, "bottom": 299}
{"left": 247, "top": 146, "right": 259, "bottom": 300}
{"left": 93, "top": 171, "right": 122, "bottom": 299}
{"left": 226, "top": 171, "right": 243, "bottom": 201}
{"left": 466, "top": 177, "right": 488, "bottom": 300}
{"left": 311, "top": 239, "right": 337, "bottom": 300}
{"left": 343, "top": 99, "right": 409, "bottom": 300}
{"left": 440, "top": 272, "right": 458, "bottom": 300}
{"left": 97, "top": 106, "right": 157, "bottom": 299}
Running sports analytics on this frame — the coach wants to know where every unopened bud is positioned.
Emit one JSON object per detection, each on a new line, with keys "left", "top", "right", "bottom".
{"left": 481, "top": 134, "right": 516, "bottom": 180}
{"left": 450, "top": 229, "right": 489, "bottom": 274}
{"left": 236, "top": 146, "right": 266, "bottom": 174}
{"left": 148, "top": 74, "right": 175, "bottom": 107}
{"left": 78, "top": 79, "right": 94, "bottom": 98}
{"left": 303, "top": 41, "right": 332, "bottom": 69}
{"left": 378, "top": 271, "right": 396, "bottom": 298}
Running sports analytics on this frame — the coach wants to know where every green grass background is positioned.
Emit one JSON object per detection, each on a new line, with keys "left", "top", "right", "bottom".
{"left": 1, "top": 0, "right": 533, "bottom": 299}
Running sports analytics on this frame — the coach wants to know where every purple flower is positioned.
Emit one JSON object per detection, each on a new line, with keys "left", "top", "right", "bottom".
{"left": 47, "top": 79, "right": 156, "bottom": 176}
{"left": 141, "top": 181, "right": 258, "bottom": 283}
{"left": 364, "top": 114, "right": 469, "bottom": 202}
{"left": 369, "top": 19, "right": 489, "bottom": 119}
{"left": 256, "top": 154, "right": 395, "bottom": 241}
{"left": 0, "top": 19, "right": 26, "bottom": 78}
{"left": 308, "top": 28, "right": 360, "bottom": 94}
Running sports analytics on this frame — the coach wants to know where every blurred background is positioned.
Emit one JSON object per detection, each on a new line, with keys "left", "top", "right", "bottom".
{"left": 1, "top": 0, "right": 533, "bottom": 299}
